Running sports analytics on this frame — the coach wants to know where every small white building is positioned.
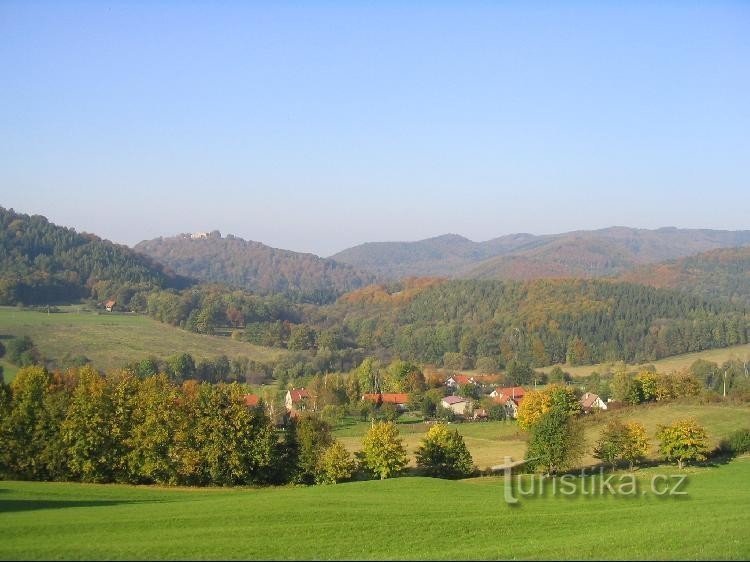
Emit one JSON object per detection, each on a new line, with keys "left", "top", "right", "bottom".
{"left": 580, "top": 392, "right": 608, "bottom": 413}
{"left": 441, "top": 395, "right": 470, "bottom": 416}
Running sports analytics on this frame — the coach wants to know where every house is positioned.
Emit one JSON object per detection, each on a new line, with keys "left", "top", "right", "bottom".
{"left": 441, "top": 395, "right": 471, "bottom": 416}
{"left": 362, "top": 393, "right": 410, "bottom": 411}
{"left": 492, "top": 394, "right": 520, "bottom": 419}
{"left": 104, "top": 300, "right": 116, "bottom": 312}
{"left": 489, "top": 386, "right": 526, "bottom": 402}
{"left": 285, "top": 388, "right": 310, "bottom": 412}
{"left": 243, "top": 394, "right": 261, "bottom": 408}
{"left": 445, "top": 374, "right": 477, "bottom": 389}
{"left": 580, "top": 392, "right": 608, "bottom": 413}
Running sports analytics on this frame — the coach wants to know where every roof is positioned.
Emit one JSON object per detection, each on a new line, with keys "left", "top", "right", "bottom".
{"left": 442, "top": 395, "right": 466, "bottom": 405}
{"left": 447, "top": 374, "right": 476, "bottom": 385}
{"left": 580, "top": 392, "right": 602, "bottom": 409}
{"left": 494, "top": 386, "right": 526, "bottom": 399}
{"left": 492, "top": 395, "right": 518, "bottom": 406}
{"left": 362, "top": 393, "right": 410, "bottom": 405}
{"left": 243, "top": 394, "right": 260, "bottom": 407}
{"left": 288, "top": 388, "right": 310, "bottom": 402}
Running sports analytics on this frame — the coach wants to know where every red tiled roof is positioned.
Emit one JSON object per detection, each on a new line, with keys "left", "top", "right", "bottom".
{"left": 362, "top": 393, "right": 409, "bottom": 405}
{"left": 494, "top": 386, "right": 526, "bottom": 399}
{"left": 451, "top": 375, "right": 475, "bottom": 385}
{"left": 243, "top": 394, "right": 260, "bottom": 407}
{"left": 580, "top": 392, "right": 602, "bottom": 409}
{"left": 442, "top": 395, "right": 466, "bottom": 405}
{"left": 288, "top": 388, "right": 310, "bottom": 402}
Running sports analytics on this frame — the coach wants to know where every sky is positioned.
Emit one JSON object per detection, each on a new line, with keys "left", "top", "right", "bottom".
{"left": 1, "top": 1, "right": 748, "bottom": 257}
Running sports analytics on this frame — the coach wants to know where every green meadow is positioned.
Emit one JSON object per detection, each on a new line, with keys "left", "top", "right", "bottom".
{"left": 334, "top": 401, "right": 750, "bottom": 470}
{"left": 1, "top": 457, "right": 748, "bottom": 560}
{"left": 0, "top": 306, "right": 287, "bottom": 379}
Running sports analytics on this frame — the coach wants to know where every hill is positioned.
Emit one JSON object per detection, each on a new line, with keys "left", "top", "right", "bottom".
{"left": 0, "top": 207, "right": 190, "bottom": 308}
{"left": 1, "top": 457, "right": 748, "bottom": 559}
{"left": 331, "top": 226, "right": 750, "bottom": 280}
{"left": 618, "top": 246, "right": 750, "bottom": 306}
{"left": 326, "top": 278, "right": 748, "bottom": 367}
{"left": 0, "top": 306, "right": 287, "bottom": 377}
{"left": 135, "top": 233, "right": 377, "bottom": 303}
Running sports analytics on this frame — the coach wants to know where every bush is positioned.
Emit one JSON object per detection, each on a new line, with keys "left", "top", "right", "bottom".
{"left": 317, "top": 441, "right": 357, "bottom": 484}
{"left": 415, "top": 423, "right": 474, "bottom": 479}
{"left": 719, "top": 429, "right": 750, "bottom": 456}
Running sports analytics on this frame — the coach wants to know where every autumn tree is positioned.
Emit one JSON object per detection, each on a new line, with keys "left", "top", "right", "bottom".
{"left": 415, "top": 423, "right": 474, "bottom": 479}
{"left": 317, "top": 441, "right": 357, "bottom": 484}
{"left": 361, "top": 421, "right": 408, "bottom": 479}
{"left": 594, "top": 420, "right": 649, "bottom": 470}
{"left": 656, "top": 419, "right": 709, "bottom": 469}
{"left": 62, "top": 366, "right": 116, "bottom": 482}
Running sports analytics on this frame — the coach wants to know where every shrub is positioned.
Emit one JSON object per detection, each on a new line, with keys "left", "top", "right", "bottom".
{"left": 317, "top": 441, "right": 357, "bottom": 484}
{"left": 415, "top": 423, "right": 474, "bottom": 479}
{"left": 719, "top": 429, "right": 750, "bottom": 456}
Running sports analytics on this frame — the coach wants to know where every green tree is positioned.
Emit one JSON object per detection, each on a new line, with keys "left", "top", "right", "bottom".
{"left": 317, "top": 441, "right": 357, "bottom": 484}
{"left": 361, "top": 421, "right": 408, "bottom": 479}
{"left": 415, "top": 423, "right": 474, "bottom": 479}
{"left": 62, "top": 366, "right": 116, "bottom": 482}
{"left": 293, "top": 413, "right": 334, "bottom": 484}
{"left": 656, "top": 419, "right": 709, "bottom": 469}
{"left": 594, "top": 420, "right": 649, "bottom": 470}
{"left": 525, "top": 408, "right": 585, "bottom": 475}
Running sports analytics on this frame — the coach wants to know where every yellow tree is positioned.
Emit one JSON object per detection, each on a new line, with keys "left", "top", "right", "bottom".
{"left": 656, "top": 418, "right": 709, "bottom": 469}
{"left": 361, "top": 420, "right": 408, "bottom": 479}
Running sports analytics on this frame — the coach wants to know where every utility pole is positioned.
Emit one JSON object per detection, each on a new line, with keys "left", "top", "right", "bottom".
{"left": 723, "top": 370, "right": 728, "bottom": 398}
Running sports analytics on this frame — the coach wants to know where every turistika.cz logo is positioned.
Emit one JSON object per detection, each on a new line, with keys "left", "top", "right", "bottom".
{"left": 499, "top": 457, "right": 689, "bottom": 505}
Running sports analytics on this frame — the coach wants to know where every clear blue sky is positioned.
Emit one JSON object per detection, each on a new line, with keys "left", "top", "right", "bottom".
{"left": 1, "top": 1, "right": 748, "bottom": 256}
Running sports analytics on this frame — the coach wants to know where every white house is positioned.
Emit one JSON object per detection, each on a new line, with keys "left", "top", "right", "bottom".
{"left": 441, "top": 395, "right": 471, "bottom": 416}
{"left": 580, "top": 392, "right": 608, "bottom": 413}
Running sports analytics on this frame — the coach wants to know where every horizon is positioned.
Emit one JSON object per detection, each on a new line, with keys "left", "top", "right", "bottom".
{"left": 2, "top": 1, "right": 748, "bottom": 256}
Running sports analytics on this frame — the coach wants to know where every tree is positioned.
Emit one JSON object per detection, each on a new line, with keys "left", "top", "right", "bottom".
{"left": 293, "top": 413, "right": 334, "bottom": 484}
{"left": 594, "top": 420, "right": 649, "bottom": 470}
{"left": 415, "top": 423, "right": 474, "bottom": 479}
{"left": 361, "top": 421, "right": 408, "bottom": 479}
{"left": 656, "top": 419, "right": 709, "bottom": 469}
{"left": 517, "top": 385, "right": 579, "bottom": 431}
{"left": 62, "top": 366, "right": 116, "bottom": 482}
{"left": 525, "top": 408, "right": 585, "bottom": 475}
{"left": 317, "top": 441, "right": 357, "bottom": 484}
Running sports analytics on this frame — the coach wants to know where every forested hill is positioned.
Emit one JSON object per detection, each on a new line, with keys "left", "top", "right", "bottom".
{"left": 134, "top": 234, "right": 377, "bottom": 303}
{"left": 0, "top": 207, "right": 191, "bottom": 307}
{"left": 318, "top": 278, "right": 749, "bottom": 367}
{"left": 331, "top": 227, "right": 750, "bottom": 280}
{"left": 617, "top": 246, "right": 750, "bottom": 306}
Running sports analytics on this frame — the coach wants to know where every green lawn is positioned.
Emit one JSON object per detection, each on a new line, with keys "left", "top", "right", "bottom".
{"left": 1, "top": 457, "right": 748, "bottom": 560}
{"left": 0, "top": 306, "right": 288, "bottom": 378}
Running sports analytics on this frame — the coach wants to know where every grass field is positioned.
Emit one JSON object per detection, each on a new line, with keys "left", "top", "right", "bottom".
{"left": 538, "top": 342, "right": 750, "bottom": 379}
{"left": 334, "top": 402, "right": 750, "bottom": 470}
{"left": 1, "top": 457, "right": 748, "bottom": 560}
{"left": 0, "top": 306, "right": 288, "bottom": 379}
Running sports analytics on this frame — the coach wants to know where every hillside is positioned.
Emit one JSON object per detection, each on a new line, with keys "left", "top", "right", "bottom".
{"left": 618, "top": 246, "right": 750, "bottom": 306}
{"left": 135, "top": 233, "right": 377, "bottom": 303}
{"left": 331, "top": 227, "right": 750, "bottom": 280}
{"left": 323, "top": 278, "right": 749, "bottom": 367}
{"left": 0, "top": 207, "right": 190, "bottom": 308}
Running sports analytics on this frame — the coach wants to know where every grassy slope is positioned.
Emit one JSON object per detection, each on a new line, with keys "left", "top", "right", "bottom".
{"left": 1, "top": 458, "right": 749, "bottom": 560}
{"left": 537, "top": 342, "right": 750, "bottom": 379}
{"left": 0, "top": 306, "right": 287, "bottom": 377}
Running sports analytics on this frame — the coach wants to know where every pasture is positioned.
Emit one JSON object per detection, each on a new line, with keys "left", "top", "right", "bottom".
{"left": 1, "top": 457, "right": 748, "bottom": 560}
{"left": 0, "top": 306, "right": 287, "bottom": 379}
